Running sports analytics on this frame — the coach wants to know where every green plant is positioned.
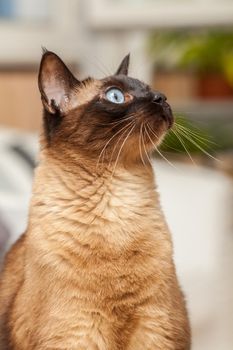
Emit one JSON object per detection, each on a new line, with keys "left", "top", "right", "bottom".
{"left": 178, "top": 31, "right": 233, "bottom": 74}
{"left": 148, "top": 30, "right": 233, "bottom": 84}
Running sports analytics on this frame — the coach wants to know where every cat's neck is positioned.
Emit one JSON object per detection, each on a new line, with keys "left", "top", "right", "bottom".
{"left": 28, "top": 150, "right": 165, "bottom": 251}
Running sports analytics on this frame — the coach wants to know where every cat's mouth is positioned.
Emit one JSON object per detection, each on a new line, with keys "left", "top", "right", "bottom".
{"left": 160, "top": 102, "right": 174, "bottom": 129}
{"left": 151, "top": 92, "right": 174, "bottom": 129}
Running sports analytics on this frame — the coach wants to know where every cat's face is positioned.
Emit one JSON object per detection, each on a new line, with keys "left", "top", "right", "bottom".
{"left": 38, "top": 51, "right": 173, "bottom": 164}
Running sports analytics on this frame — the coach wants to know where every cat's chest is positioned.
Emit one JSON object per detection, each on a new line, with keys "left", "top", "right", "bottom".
{"left": 34, "top": 176, "right": 160, "bottom": 249}
{"left": 36, "top": 245, "right": 157, "bottom": 318}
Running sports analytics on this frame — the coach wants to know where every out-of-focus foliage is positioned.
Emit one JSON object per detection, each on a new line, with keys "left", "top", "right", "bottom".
{"left": 160, "top": 115, "right": 233, "bottom": 156}
{"left": 149, "top": 29, "right": 233, "bottom": 154}
{"left": 161, "top": 115, "right": 233, "bottom": 154}
{"left": 161, "top": 116, "right": 217, "bottom": 155}
{"left": 148, "top": 30, "right": 233, "bottom": 84}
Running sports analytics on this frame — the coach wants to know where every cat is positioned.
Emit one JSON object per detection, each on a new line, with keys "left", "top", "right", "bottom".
{"left": 0, "top": 50, "right": 191, "bottom": 349}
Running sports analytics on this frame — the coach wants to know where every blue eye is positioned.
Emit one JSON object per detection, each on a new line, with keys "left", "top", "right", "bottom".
{"left": 105, "top": 88, "right": 125, "bottom": 104}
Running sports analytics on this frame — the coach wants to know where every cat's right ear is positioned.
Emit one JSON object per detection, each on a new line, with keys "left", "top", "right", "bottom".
{"left": 38, "top": 50, "right": 80, "bottom": 115}
{"left": 115, "top": 54, "right": 130, "bottom": 75}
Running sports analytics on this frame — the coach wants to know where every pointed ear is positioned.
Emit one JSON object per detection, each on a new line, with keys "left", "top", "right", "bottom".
{"left": 115, "top": 54, "right": 130, "bottom": 75}
{"left": 38, "top": 50, "right": 80, "bottom": 114}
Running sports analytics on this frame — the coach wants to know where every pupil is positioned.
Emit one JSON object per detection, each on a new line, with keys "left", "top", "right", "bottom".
{"left": 114, "top": 93, "right": 118, "bottom": 101}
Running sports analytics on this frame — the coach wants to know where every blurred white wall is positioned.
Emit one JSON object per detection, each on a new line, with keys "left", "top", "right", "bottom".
{"left": 155, "top": 160, "right": 233, "bottom": 350}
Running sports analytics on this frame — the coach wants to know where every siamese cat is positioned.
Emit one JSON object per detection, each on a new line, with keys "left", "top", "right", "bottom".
{"left": 0, "top": 51, "right": 190, "bottom": 349}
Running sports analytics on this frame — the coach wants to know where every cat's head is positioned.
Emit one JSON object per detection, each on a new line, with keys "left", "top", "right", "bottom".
{"left": 38, "top": 51, "right": 173, "bottom": 165}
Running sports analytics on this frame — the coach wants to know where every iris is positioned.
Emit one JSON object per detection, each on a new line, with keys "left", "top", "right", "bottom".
{"left": 105, "top": 88, "right": 125, "bottom": 104}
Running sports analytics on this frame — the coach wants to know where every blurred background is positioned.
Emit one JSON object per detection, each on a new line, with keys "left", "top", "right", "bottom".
{"left": 0, "top": 0, "right": 232, "bottom": 349}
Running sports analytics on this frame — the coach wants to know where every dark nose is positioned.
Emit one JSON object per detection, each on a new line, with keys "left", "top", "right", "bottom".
{"left": 152, "top": 92, "right": 167, "bottom": 104}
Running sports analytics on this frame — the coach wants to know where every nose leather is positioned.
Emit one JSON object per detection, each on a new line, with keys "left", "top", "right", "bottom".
{"left": 152, "top": 92, "right": 167, "bottom": 104}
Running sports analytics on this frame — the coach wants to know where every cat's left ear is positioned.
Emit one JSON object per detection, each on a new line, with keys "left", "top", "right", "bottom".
{"left": 38, "top": 50, "right": 80, "bottom": 115}
{"left": 115, "top": 54, "right": 130, "bottom": 75}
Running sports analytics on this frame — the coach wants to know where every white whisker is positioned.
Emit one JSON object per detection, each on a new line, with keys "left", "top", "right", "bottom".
{"left": 145, "top": 124, "right": 177, "bottom": 169}
{"left": 139, "top": 123, "right": 148, "bottom": 169}
{"left": 96, "top": 121, "right": 134, "bottom": 170}
{"left": 108, "top": 121, "right": 134, "bottom": 166}
{"left": 175, "top": 127, "right": 220, "bottom": 162}
{"left": 171, "top": 128, "right": 196, "bottom": 165}
{"left": 142, "top": 124, "right": 153, "bottom": 168}
{"left": 110, "top": 124, "right": 135, "bottom": 180}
